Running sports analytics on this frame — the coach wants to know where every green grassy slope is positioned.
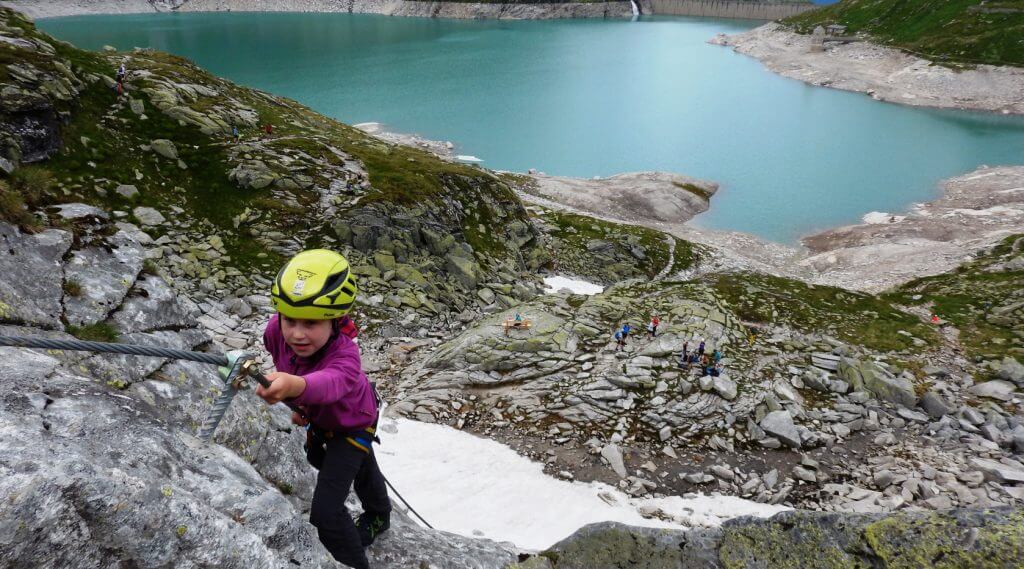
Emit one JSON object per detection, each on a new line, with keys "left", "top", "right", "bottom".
{"left": 787, "top": 0, "right": 1024, "bottom": 66}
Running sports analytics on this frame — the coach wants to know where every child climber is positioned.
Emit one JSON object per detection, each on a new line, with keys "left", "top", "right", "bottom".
{"left": 255, "top": 249, "right": 391, "bottom": 569}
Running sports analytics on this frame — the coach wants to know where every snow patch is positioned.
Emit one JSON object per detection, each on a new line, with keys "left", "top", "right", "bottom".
{"left": 862, "top": 211, "right": 904, "bottom": 224}
{"left": 375, "top": 417, "right": 788, "bottom": 551}
{"left": 963, "top": 171, "right": 1000, "bottom": 182}
{"left": 456, "top": 155, "right": 484, "bottom": 163}
{"left": 543, "top": 275, "right": 604, "bottom": 296}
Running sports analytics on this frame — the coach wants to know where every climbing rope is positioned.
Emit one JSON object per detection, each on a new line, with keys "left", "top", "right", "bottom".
{"left": 383, "top": 477, "right": 434, "bottom": 529}
{"left": 0, "top": 335, "right": 227, "bottom": 365}
{"left": 0, "top": 333, "right": 433, "bottom": 530}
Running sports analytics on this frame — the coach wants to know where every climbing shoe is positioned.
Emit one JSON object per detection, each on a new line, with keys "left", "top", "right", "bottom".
{"left": 356, "top": 512, "right": 390, "bottom": 547}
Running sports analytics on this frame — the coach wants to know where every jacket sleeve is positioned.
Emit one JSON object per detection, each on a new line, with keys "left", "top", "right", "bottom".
{"left": 292, "top": 349, "right": 364, "bottom": 405}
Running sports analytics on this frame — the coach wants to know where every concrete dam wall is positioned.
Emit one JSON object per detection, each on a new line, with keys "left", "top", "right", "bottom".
{"left": 648, "top": 0, "right": 814, "bottom": 20}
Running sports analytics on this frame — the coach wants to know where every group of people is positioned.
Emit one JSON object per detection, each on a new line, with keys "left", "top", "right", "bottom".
{"left": 612, "top": 315, "right": 661, "bottom": 351}
{"left": 610, "top": 318, "right": 725, "bottom": 377}
{"left": 680, "top": 339, "right": 723, "bottom": 377}
{"left": 231, "top": 122, "right": 275, "bottom": 143}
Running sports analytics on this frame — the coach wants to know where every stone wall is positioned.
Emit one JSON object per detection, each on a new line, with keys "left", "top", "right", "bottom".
{"left": 178, "top": 0, "right": 636, "bottom": 19}
{"left": 648, "top": 0, "right": 813, "bottom": 20}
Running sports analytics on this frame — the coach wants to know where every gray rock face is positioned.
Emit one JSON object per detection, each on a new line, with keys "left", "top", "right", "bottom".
{"left": 0, "top": 224, "right": 71, "bottom": 328}
{"left": 63, "top": 229, "right": 145, "bottom": 327}
{"left": 759, "top": 411, "right": 801, "bottom": 448}
{"left": 0, "top": 215, "right": 519, "bottom": 569}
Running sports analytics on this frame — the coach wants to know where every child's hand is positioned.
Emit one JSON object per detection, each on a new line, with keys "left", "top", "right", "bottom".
{"left": 291, "top": 412, "right": 309, "bottom": 427}
{"left": 256, "top": 372, "right": 306, "bottom": 405}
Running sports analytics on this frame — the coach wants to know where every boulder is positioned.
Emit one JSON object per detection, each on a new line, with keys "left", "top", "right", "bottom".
{"left": 446, "top": 254, "right": 480, "bottom": 290}
{"left": 133, "top": 206, "right": 165, "bottom": 226}
{"left": 919, "top": 391, "right": 953, "bottom": 419}
{"left": 149, "top": 138, "right": 178, "bottom": 160}
{"left": 713, "top": 375, "right": 738, "bottom": 401}
{"left": 760, "top": 411, "right": 801, "bottom": 448}
{"left": 969, "top": 458, "right": 1024, "bottom": 484}
{"left": 993, "top": 357, "right": 1024, "bottom": 386}
{"left": 600, "top": 444, "right": 628, "bottom": 479}
{"left": 115, "top": 184, "right": 139, "bottom": 199}
{"left": 838, "top": 358, "right": 917, "bottom": 408}
{"left": 968, "top": 380, "right": 1017, "bottom": 402}
{"left": 228, "top": 160, "right": 276, "bottom": 190}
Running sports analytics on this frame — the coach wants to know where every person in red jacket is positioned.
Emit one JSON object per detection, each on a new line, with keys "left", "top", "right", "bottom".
{"left": 255, "top": 249, "right": 390, "bottom": 569}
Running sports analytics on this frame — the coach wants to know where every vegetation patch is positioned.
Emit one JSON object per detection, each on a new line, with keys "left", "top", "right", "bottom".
{"left": 787, "top": 0, "right": 1024, "bottom": 66}
{"left": 885, "top": 234, "right": 1023, "bottom": 364}
{"left": 672, "top": 180, "right": 713, "bottom": 201}
{"left": 707, "top": 272, "right": 936, "bottom": 353}
{"left": 66, "top": 322, "right": 120, "bottom": 343}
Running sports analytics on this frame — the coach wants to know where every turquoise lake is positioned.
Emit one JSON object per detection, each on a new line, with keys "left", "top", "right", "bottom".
{"left": 39, "top": 13, "right": 1024, "bottom": 244}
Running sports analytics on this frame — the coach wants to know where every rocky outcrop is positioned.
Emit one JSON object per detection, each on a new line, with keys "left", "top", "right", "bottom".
{"left": 518, "top": 508, "right": 1024, "bottom": 567}
{"left": 387, "top": 267, "right": 1024, "bottom": 515}
{"left": 0, "top": 10, "right": 81, "bottom": 164}
{"left": 0, "top": 217, "right": 519, "bottom": 568}
{"left": 522, "top": 171, "right": 717, "bottom": 225}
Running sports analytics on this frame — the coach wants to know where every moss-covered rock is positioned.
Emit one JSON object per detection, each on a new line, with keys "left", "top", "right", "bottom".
{"left": 521, "top": 508, "right": 1024, "bottom": 569}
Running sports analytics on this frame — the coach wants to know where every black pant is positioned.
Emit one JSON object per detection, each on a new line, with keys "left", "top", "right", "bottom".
{"left": 309, "top": 437, "right": 391, "bottom": 569}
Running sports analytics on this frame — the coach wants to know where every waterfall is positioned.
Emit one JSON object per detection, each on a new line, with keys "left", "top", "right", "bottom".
{"left": 629, "top": 0, "right": 640, "bottom": 17}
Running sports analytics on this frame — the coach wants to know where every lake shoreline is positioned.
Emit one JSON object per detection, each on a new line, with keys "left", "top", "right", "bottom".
{"left": 367, "top": 123, "right": 1024, "bottom": 293}
{"left": 711, "top": 22, "right": 1024, "bottom": 116}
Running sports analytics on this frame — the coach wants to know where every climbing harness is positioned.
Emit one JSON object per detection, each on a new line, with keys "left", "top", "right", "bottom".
{"left": 0, "top": 333, "right": 433, "bottom": 529}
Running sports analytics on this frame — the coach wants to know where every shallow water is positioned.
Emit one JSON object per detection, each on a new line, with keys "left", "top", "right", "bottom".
{"left": 39, "top": 13, "right": 1024, "bottom": 243}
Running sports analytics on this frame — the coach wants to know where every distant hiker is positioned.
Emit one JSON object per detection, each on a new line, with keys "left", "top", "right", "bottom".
{"left": 256, "top": 249, "right": 390, "bottom": 569}
{"left": 698, "top": 339, "right": 706, "bottom": 357}
{"left": 232, "top": 125, "right": 240, "bottom": 143}
{"left": 680, "top": 341, "right": 689, "bottom": 366}
{"left": 614, "top": 329, "right": 626, "bottom": 351}
{"left": 931, "top": 314, "right": 940, "bottom": 324}
{"left": 621, "top": 323, "right": 631, "bottom": 343}
{"left": 264, "top": 123, "right": 274, "bottom": 137}
{"left": 116, "top": 60, "right": 127, "bottom": 82}
{"left": 647, "top": 315, "right": 660, "bottom": 338}
{"left": 514, "top": 312, "right": 523, "bottom": 323}
{"left": 713, "top": 349, "right": 722, "bottom": 364}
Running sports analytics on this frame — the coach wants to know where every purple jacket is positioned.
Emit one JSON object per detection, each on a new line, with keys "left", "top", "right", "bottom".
{"left": 263, "top": 314, "right": 378, "bottom": 432}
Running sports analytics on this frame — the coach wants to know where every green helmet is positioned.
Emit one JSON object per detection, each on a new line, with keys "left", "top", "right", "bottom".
{"left": 270, "top": 249, "right": 357, "bottom": 320}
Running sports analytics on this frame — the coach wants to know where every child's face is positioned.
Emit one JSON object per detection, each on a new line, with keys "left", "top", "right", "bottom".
{"left": 280, "top": 316, "right": 333, "bottom": 357}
